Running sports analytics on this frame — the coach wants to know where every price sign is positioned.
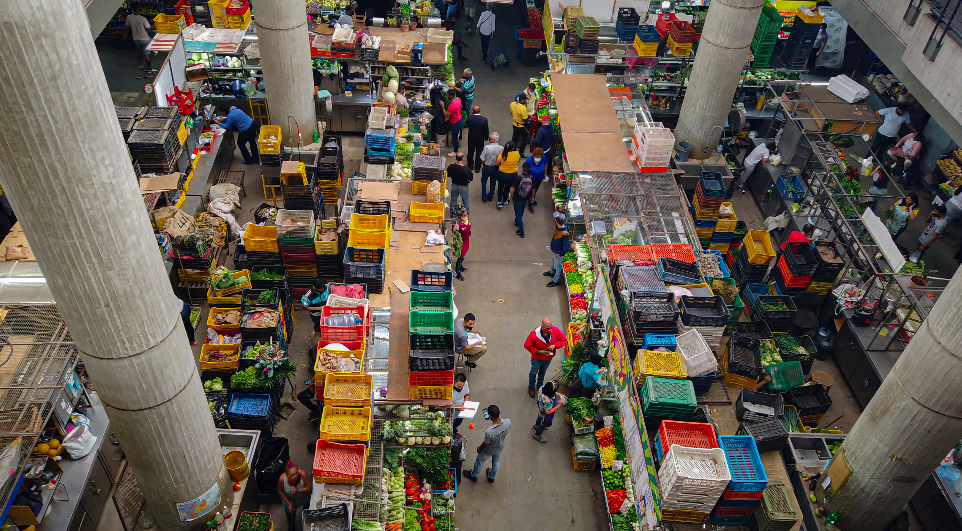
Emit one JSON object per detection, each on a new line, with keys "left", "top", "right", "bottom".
{"left": 613, "top": 460, "right": 623, "bottom": 471}
{"left": 620, "top": 498, "right": 631, "bottom": 515}
{"left": 604, "top": 415, "right": 613, "bottom": 428}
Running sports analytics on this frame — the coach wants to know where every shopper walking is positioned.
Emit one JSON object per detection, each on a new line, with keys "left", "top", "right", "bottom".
{"left": 454, "top": 312, "right": 486, "bottom": 368}
{"left": 510, "top": 163, "right": 534, "bottom": 238}
{"left": 479, "top": 132, "right": 503, "bottom": 202}
{"left": 885, "top": 192, "right": 919, "bottom": 243}
{"left": 569, "top": 352, "right": 605, "bottom": 398}
{"left": 463, "top": 405, "right": 511, "bottom": 483}
{"left": 510, "top": 94, "right": 530, "bottom": 156}
{"left": 807, "top": 23, "right": 828, "bottom": 70}
{"left": 452, "top": 205, "right": 471, "bottom": 280}
{"left": 477, "top": 4, "right": 496, "bottom": 63}
{"left": 178, "top": 298, "right": 197, "bottom": 345}
{"left": 441, "top": 15, "right": 468, "bottom": 61}
{"left": 496, "top": 141, "right": 520, "bottom": 208}
{"left": 443, "top": 88, "right": 464, "bottom": 156}
{"left": 124, "top": 7, "right": 155, "bottom": 72}
{"left": 453, "top": 373, "right": 470, "bottom": 433}
{"left": 465, "top": 105, "right": 488, "bottom": 173}
{"left": 215, "top": 104, "right": 260, "bottom": 165}
{"left": 524, "top": 318, "right": 567, "bottom": 397}
{"left": 910, "top": 205, "right": 947, "bottom": 263}
{"left": 453, "top": 69, "right": 476, "bottom": 120}
{"left": 544, "top": 213, "right": 571, "bottom": 287}
{"left": 872, "top": 105, "right": 915, "bottom": 160}
{"left": 448, "top": 152, "right": 472, "bottom": 213}
{"left": 278, "top": 462, "right": 312, "bottom": 531}
{"left": 525, "top": 147, "right": 548, "bottom": 212}
{"left": 296, "top": 381, "right": 321, "bottom": 424}
{"left": 532, "top": 115, "right": 556, "bottom": 179}
{"left": 532, "top": 381, "right": 566, "bottom": 443}
{"left": 521, "top": 83, "right": 538, "bottom": 152}
{"left": 736, "top": 142, "right": 775, "bottom": 193}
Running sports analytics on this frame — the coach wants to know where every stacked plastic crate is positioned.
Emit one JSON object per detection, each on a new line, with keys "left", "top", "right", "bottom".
{"left": 316, "top": 136, "right": 344, "bottom": 207}
{"left": 281, "top": 162, "right": 321, "bottom": 216}
{"left": 614, "top": 266, "right": 680, "bottom": 341}
{"left": 710, "top": 205, "right": 738, "bottom": 253}
{"left": 575, "top": 16, "right": 600, "bottom": 55}
{"left": 344, "top": 201, "right": 390, "bottom": 293}
{"left": 347, "top": 212, "right": 391, "bottom": 290}
{"left": 676, "top": 329, "right": 718, "bottom": 395}
{"left": 657, "top": 421, "right": 719, "bottom": 523}
{"left": 615, "top": 8, "right": 640, "bottom": 42}
{"left": 633, "top": 25, "right": 660, "bottom": 57}
{"left": 275, "top": 209, "right": 316, "bottom": 300}
{"left": 667, "top": 20, "right": 696, "bottom": 57}
{"left": 728, "top": 230, "right": 774, "bottom": 287}
{"left": 659, "top": 446, "right": 731, "bottom": 523}
{"left": 632, "top": 123, "right": 674, "bottom": 171}
{"left": 780, "top": 8, "right": 823, "bottom": 69}
{"left": 409, "top": 270, "right": 456, "bottom": 400}
{"left": 248, "top": 264, "right": 292, "bottom": 340}
{"left": 639, "top": 376, "right": 696, "bottom": 418}
{"left": 690, "top": 172, "right": 723, "bottom": 247}
{"left": 314, "top": 219, "right": 341, "bottom": 284}
{"left": 751, "top": 2, "right": 781, "bottom": 67}
{"left": 772, "top": 240, "right": 817, "bottom": 295}
{"left": 752, "top": 482, "right": 799, "bottom": 531}
{"left": 808, "top": 241, "right": 844, "bottom": 296}
{"left": 712, "top": 435, "right": 768, "bottom": 525}
{"left": 364, "top": 128, "right": 396, "bottom": 164}
{"left": 258, "top": 126, "right": 282, "bottom": 167}
{"left": 209, "top": 0, "right": 251, "bottom": 29}
{"left": 127, "top": 107, "right": 183, "bottom": 175}
{"left": 723, "top": 334, "right": 761, "bottom": 391}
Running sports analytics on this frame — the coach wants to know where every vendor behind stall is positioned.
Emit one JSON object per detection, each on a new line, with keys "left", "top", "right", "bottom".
{"left": 215, "top": 105, "right": 259, "bottom": 165}
{"left": 736, "top": 142, "right": 775, "bottom": 193}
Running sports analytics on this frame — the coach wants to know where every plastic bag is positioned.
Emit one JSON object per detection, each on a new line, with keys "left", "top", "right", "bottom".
{"left": 62, "top": 424, "right": 97, "bottom": 459}
{"left": 572, "top": 433, "right": 599, "bottom": 458}
{"left": 764, "top": 211, "right": 791, "bottom": 232}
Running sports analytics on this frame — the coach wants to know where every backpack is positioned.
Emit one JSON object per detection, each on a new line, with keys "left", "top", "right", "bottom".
{"left": 517, "top": 176, "right": 533, "bottom": 199}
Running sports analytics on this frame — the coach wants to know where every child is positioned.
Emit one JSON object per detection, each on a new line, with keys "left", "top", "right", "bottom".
{"left": 911, "top": 205, "right": 947, "bottom": 263}
{"left": 452, "top": 205, "right": 471, "bottom": 281}
{"left": 532, "top": 381, "right": 566, "bottom": 443}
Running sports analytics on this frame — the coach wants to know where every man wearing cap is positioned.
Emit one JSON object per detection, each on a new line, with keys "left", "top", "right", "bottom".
{"left": 532, "top": 114, "right": 555, "bottom": 179}
{"left": 544, "top": 213, "right": 571, "bottom": 288}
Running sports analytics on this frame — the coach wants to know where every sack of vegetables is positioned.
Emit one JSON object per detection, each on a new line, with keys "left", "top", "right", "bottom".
{"left": 210, "top": 267, "right": 251, "bottom": 296}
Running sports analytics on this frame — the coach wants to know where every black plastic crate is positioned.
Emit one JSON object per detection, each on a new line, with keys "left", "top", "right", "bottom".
{"left": 410, "top": 270, "right": 453, "bottom": 292}
{"left": 754, "top": 296, "right": 797, "bottom": 320}
{"left": 813, "top": 241, "right": 845, "bottom": 274}
{"left": 409, "top": 339, "right": 456, "bottom": 371}
{"left": 617, "top": 266, "right": 669, "bottom": 297}
{"left": 303, "top": 504, "right": 350, "bottom": 531}
{"left": 735, "top": 389, "right": 785, "bottom": 422}
{"left": 657, "top": 257, "right": 702, "bottom": 284}
{"left": 250, "top": 265, "right": 289, "bottom": 290}
{"left": 355, "top": 199, "right": 391, "bottom": 216}
{"left": 727, "top": 335, "right": 762, "bottom": 378}
{"left": 680, "top": 296, "right": 730, "bottom": 327}
{"left": 737, "top": 417, "right": 789, "bottom": 452}
{"left": 784, "top": 241, "right": 817, "bottom": 276}
{"left": 618, "top": 7, "right": 640, "bottom": 24}
{"left": 784, "top": 384, "right": 832, "bottom": 417}
{"left": 241, "top": 288, "right": 281, "bottom": 312}
{"left": 343, "top": 247, "right": 385, "bottom": 279}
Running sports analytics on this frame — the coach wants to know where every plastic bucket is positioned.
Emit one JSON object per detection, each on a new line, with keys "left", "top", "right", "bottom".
{"left": 676, "top": 141, "right": 693, "bottom": 161}
{"left": 225, "top": 450, "right": 250, "bottom": 481}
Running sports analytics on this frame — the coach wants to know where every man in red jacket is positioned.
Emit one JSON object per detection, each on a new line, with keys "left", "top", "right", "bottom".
{"left": 524, "top": 317, "right": 567, "bottom": 397}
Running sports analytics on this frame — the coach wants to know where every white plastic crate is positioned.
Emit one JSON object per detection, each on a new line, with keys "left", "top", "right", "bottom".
{"left": 659, "top": 445, "right": 731, "bottom": 495}
{"left": 339, "top": 205, "right": 355, "bottom": 226}
{"left": 275, "top": 209, "right": 316, "bottom": 238}
{"left": 676, "top": 329, "right": 717, "bottom": 377}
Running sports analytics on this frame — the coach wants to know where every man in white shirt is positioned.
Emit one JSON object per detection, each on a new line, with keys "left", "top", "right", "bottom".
{"left": 736, "top": 142, "right": 775, "bottom": 193}
{"left": 872, "top": 105, "right": 915, "bottom": 160}
{"left": 477, "top": 4, "right": 496, "bottom": 64}
{"left": 479, "top": 132, "right": 504, "bottom": 203}
{"left": 123, "top": 8, "right": 154, "bottom": 71}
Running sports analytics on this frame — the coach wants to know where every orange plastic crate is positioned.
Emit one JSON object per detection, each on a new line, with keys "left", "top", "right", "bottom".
{"left": 607, "top": 244, "right": 654, "bottom": 264}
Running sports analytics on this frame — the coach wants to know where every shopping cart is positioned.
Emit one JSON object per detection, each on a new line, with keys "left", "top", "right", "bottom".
{"left": 490, "top": 37, "right": 511, "bottom": 70}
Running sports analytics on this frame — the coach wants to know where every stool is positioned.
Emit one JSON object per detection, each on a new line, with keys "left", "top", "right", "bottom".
{"left": 809, "top": 369, "right": 833, "bottom": 392}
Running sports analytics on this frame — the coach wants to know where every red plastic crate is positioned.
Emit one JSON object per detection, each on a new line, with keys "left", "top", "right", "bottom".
{"left": 320, "top": 306, "right": 367, "bottom": 342}
{"left": 608, "top": 244, "right": 654, "bottom": 265}
{"left": 651, "top": 243, "right": 697, "bottom": 264}
{"left": 714, "top": 506, "right": 755, "bottom": 517}
{"left": 282, "top": 252, "right": 316, "bottom": 266}
{"left": 225, "top": 0, "right": 250, "bottom": 15}
{"left": 654, "top": 13, "right": 678, "bottom": 35}
{"left": 658, "top": 420, "right": 719, "bottom": 457}
{"left": 313, "top": 440, "right": 366, "bottom": 484}
{"left": 409, "top": 369, "right": 455, "bottom": 387}
{"left": 776, "top": 257, "right": 812, "bottom": 287}
{"left": 321, "top": 305, "right": 370, "bottom": 333}
{"left": 174, "top": 0, "right": 191, "bottom": 14}
{"left": 722, "top": 488, "right": 764, "bottom": 501}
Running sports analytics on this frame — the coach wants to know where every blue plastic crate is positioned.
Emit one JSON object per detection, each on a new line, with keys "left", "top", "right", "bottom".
{"left": 700, "top": 171, "right": 726, "bottom": 197}
{"left": 703, "top": 250, "right": 731, "bottom": 278}
{"left": 365, "top": 147, "right": 395, "bottom": 158}
{"left": 776, "top": 174, "right": 806, "bottom": 201}
{"left": 654, "top": 433, "right": 665, "bottom": 463}
{"left": 690, "top": 208, "right": 718, "bottom": 228}
{"left": 656, "top": 258, "right": 701, "bottom": 285}
{"left": 718, "top": 435, "right": 768, "bottom": 492}
{"left": 710, "top": 233, "right": 734, "bottom": 243}
{"left": 636, "top": 25, "right": 661, "bottom": 43}
{"left": 688, "top": 372, "right": 716, "bottom": 395}
{"left": 711, "top": 515, "right": 751, "bottom": 526}
{"left": 643, "top": 334, "right": 677, "bottom": 350}
{"left": 228, "top": 393, "right": 272, "bottom": 419}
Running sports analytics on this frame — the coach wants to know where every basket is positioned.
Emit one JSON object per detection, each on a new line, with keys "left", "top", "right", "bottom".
{"left": 409, "top": 385, "right": 455, "bottom": 400}
{"left": 258, "top": 126, "right": 282, "bottom": 155}
{"left": 635, "top": 349, "right": 687, "bottom": 380}
{"left": 754, "top": 295, "right": 797, "bottom": 321}
{"left": 796, "top": 7, "right": 824, "bottom": 23}
{"left": 409, "top": 290, "right": 454, "bottom": 312}
{"left": 723, "top": 488, "right": 764, "bottom": 500}
{"left": 657, "top": 258, "right": 702, "bottom": 284}
{"left": 249, "top": 265, "right": 289, "bottom": 290}
{"left": 726, "top": 335, "right": 762, "bottom": 378}
{"left": 303, "top": 505, "right": 351, "bottom": 531}
{"left": 409, "top": 369, "right": 455, "bottom": 387}
{"left": 734, "top": 320, "right": 773, "bottom": 340}
{"left": 411, "top": 270, "right": 454, "bottom": 292}
{"left": 659, "top": 445, "right": 731, "bottom": 494}
{"left": 410, "top": 201, "right": 444, "bottom": 223}
{"left": 320, "top": 306, "right": 367, "bottom": 342}
{"left": 323, "top": 373, "right": 373, "bottom": 407}
{"left": 319, "top": 406, "right": 372, "bottom": 441}
{"left": 657, "top": 420, "right": 718, "bottom": 459}
{"left": 642, "top": 333, "right": 677, "bottom": 350}
{"left": 212, "top": 269, "right": 252, "bottom": 296}
{"left": 641, "top": 376, "right": 697, "bottom": 418}
{"left": 607, "top": 244, "right": 654, "bottom": 264}
{"left": 207, "top": 286, "right": 242, "bottom": 307}
{"left": 343, "top": 247, "right": 385, "bottom": 279}
{"left": 312, "top": 440, "right": 366, "bottom": 484}
{"left": 313, "top": 226, "right": 339, "bottom": 255}
{"left": 756, "top": 482, "right": 798, "bottom": 531}
{"left": 675, "top": 329, "right": 716, "bottom": 377}
{"left": 776, "top": 174, "right": 806, "bottom": 201}
{"left": 735, "top": 389, "right": 784, "bottom": 422}
{"left": 354, "top": 199, "right": 391, "bottom": 216}
{"left": 207, "top": 307, "right": 242, "bottom": 333}
{"left": 737, "top": 417, "right": 789, "bottom": 453}
{"left": 715, "top": 210, "right": 738, "bottom": 233}
{"left": 661, "top": 509, "right": 708, "bottom": 523}
{"left": 744, "top": 230, "right": 775, "bottom": 264}
{"left": 651, "top": 243, "right": 697, "bottom": 264}
{"left": 153, "top": 13, "right": 186, "bottom": 33}
{"left": 275, "top": 210, "right": 315, "bottom": 239}
{"left": 765, "top": 361, "right": 804, "bottom": 392}
{"left": 784, "top": 383, "right": 832, "bottom": 417}
{"left": 680, "top": 296, "right": 730, "bottom": 327}
{"left": 244, "top": 224, "right": 279, "bottom": 252}
{"left": 412, "top": 179, "right": 446, "bottom": 196}
{"left": 199, "top": 343, "right": 241, "bottom": 370}
{"left": 784, "top": 241, "right": 818, "bottom": 277}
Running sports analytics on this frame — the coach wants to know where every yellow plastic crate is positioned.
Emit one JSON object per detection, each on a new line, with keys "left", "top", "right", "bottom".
{"left": 314, "top": 341, "right": 366, "bottom": 384}
{"left": 179, "top": 267, "right": 212, "bottom": 283}
{"left": 199, "top": 343, "right": 240, "bottom": 370}
{"left": 572, "top": 447, "right": 597, "bottom": 471}
{"left": 745, "top": 230, "right": 776, "bottom": 264}
{"left": 280, "top": 162, "right": 308, "bottom": 185}
{"left": 287, "top": 264, "right": 318, "bottom": 277}
{"left": 208, "top": 0, "right": 229, "bottom": 16}
{"left": 808, "top": 281, "right": 832, "bottom": 295}
{"left": 635, "top": 349, "right": 687, "bottom": 380}
{"left": 708, "top": 242, "right": 731, "bottom": 252}
{"left": 243, "top": 224, "right": 279, "bottom": 252}
{"left": 715, "top": 205, "right": 738, "bottom": 232}
{"left": 207, "top": 306, "right": 241, "bottom": 332}
{"left": 323, "top": 373, "right": 374, "bottom": 407}
{"left": 211, "top": 15, "right": 229, "bottom": 28}
{"left": 207, "top": 286, "right": 242, "bottom": 306}
{"left": 314, "top": 226, "right": 339, "bottom": 255}
{"left": 347, "top": 230, "right": 390, "bottom": 250}
{"left": 411, "top": 179, "right": 446, "bottom": 196}
{"left": 662, "top": 509, "right": 708, "bottom": 523}
{"left": 321, "top": 219, "right": 337, "bottom": 229}
{"left": 722, "top": 352, "right": 758, "bottom": 390}
{"left": 695, "top": 227, "right": 715, "bottom": 239}
{"left": 409, "top": 201, "right": 444, "bottom": 224}
{"left": 153, "top": 13, "right": 186, "bottom": 33}
{"left": 692, "top": 194, "right": 720, "bottom": 220}
{"left": 408, "top": 385, "right": 454, "bottom": 400}
{"left": 212, "top": 269, "right": 251, "bottom": 296}
{"left": 797, "top": 7, "right": 824, "bottom": 23}
{"left": 667, "top": 35, "right": 692, "bottom": 56}
{"left": 258, "top": 125, "right": 282, "bottom": 155}
{"left": 633, "top": 35, "right": 658, "bottom": 57}
{"left": 319, "top": 406, "right": 372, "bottom": 441}
{"left": 227, "top": 11, "right": 252, "bottom": 29}
{"left": 350, "top": 213, "right": 390, "bottom": 232}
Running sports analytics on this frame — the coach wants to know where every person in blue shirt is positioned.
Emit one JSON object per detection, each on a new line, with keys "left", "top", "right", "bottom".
{"left": 301, "top": 279, "right": 326, "bottom": 353}
{"left": 570, "top": 352, "right": 605, "bottom": 398}
{"left": 178, "top": 298, "right": 196, "bottom": 345}
{"left": 532, "top": 115, "right": 555, "bottom": 179}
{"left": 216, "top": 104, "right": 259, "bottom": 165}
{"left": 524, "top": 147, "right": 548, "bottom": 213}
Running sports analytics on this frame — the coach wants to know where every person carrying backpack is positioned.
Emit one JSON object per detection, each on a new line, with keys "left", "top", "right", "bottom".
{"left": 510, "top": 163, "right": 534, "bottom": 238}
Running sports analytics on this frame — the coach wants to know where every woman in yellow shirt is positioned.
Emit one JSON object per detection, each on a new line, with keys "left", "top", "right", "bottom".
{"left": 496, "top": 141, "right": 520, "bottom": 208}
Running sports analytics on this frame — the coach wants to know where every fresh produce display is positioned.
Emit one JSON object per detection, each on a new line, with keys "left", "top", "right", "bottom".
{"left": 352, "top": 520, "right": 383, "bottom": 531}
{"left": 202, "top": 377, "right": 225, "bottom": 392}
{"left": 527, "top": 6, "right": 543, "bottom": 29}
{"left": 433, "top": 492, "right": 455, "bottom": 513}
{"left": 247, "top": 289, "right": 276, "bottom": 305}
{"left": 208, "top": 267, "right": 248, "bottom": 290}
{"left": 698, "top": 252, "right": 724, "bottom": 278}
{"left": 596, "top": 427, "right": 616, "bottom": 468}
{"left": 404, "top": 448, "right": 450, "bottom": 485}
{"left": 230, "top": 367, "right": 261, "bottom": 391}
{"left": 611, "top": 416, "right": 626, "bottom": 461}
{"left": 189, "top": 309, "right": 199, "bottom": 325}
{"left": 566, "top": 397, "right": 596, "bottom": 428}
{"left": 517, "top": 27, "right": 543, "bottom": 39}
{"left": 316, "top": 348, "right": 362, "bottom": 373}
{"left": 606, "top": 487, "right": 628, "bottom": 513}
{"left": 385, "top": 468, "right": 406, "bottom": 527}
{"left": 759, "top": 339, "right": 782, "bottom": 365}
{"left": 602, "top": 468, "right": 624, "bottom": 489}
{"left": 774, "top": 335, "right": 803, "bottom": 356}
{"left": 711, "top": 279, "right": 739, "bottom": 304}
{"left": 761, "top": 300, "right": 790, "bottom": 312}
{"left": 611, "top": 514, "right": 635, "bottom": 531}
{"left": 382, "top": 410, "right": 452, "bottom": 446}
{"left": 237, "top": 513, "right": 271, "bottom": 531}
{"left": 242, "top": 341, "right": 282, "bottom": 360}
{"left": 740, "top": 69, "right": 802, "bottom": 82}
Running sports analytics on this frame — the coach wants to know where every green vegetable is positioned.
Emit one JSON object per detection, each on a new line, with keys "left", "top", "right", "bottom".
{"left": 202, "top": 377, "right": 224, "bottom": 392}
{"left": 230, "top": 367, "right": 262, "bottom": 391}
{"left": 237, "top": 513, "right": 271, "bottom": 531}
{"left": 759, "top": 339, "right": 782, "bottom": 365}
{"left": 404, "top": 447, "right": 450, "bottom": 485}
{"left": 566, "top": 397, "right": 597, "bottom": 428}
{"left": 603, "top": 469, "right": 625, "bottom": 489}
{"left": 403, "top": 509, "right": 420, "bottom": 531}
{"left": 251, "top": 269, "right": 284, "bottom": 280}
{"left": 352, "top": 520, "right": 383, "bottom": 531}
{"left": 252, "top": 289, "right": 276, "bottom": 305}
{"left": 383, "top": 448, "right": 400, "bottom": 471}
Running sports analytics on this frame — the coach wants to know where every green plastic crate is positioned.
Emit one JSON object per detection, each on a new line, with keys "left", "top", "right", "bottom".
{"left": 764, "top": 361, "right": 804, "bottom": 392}
{"left": 641, "top": 376, "right": 697, "bottom": 417}
{"left": 408, "top": 310, "right": 454, "bottom": 335}
{"left": 278, "top": 237, "right": 314, "bottom": 245}
{"left": 409, "top": 291, "right": 454, "bottom": 312}
{"left": 756, "top": 482, "right": 798, "bottom": 531}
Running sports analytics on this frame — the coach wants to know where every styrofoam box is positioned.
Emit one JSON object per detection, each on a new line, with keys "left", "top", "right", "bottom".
{"left": 827, "top": 74, "right": 869, "bottom": 103}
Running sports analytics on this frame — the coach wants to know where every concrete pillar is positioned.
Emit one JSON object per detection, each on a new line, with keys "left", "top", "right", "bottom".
{"left": 822, "top": 272, "right": 962, "bottom": 530}
{"left": 674, "top": 0, "right": 765, "bottom": 159}
{"left": 255, "top": 0, "right": 317, "bottom": 143}
{"left": 0, "top": 2, "right": 229, "bottom": 530}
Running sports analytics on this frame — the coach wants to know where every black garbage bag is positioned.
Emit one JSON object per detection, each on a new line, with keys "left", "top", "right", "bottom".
{"left": 253, "top": 437, "right": 290, "bottom": 499}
